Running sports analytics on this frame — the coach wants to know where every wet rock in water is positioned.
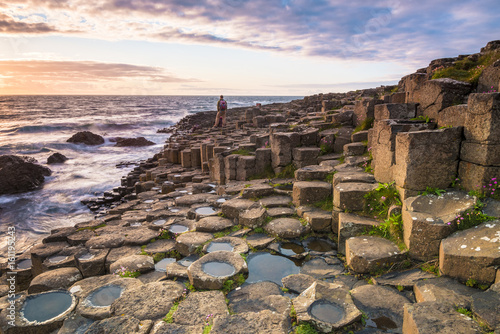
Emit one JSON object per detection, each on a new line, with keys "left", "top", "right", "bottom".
{"left": 282, "top": 273, "right": 318, "bottom": 294}
{"left": 113, "top": 137, "right": 155, "bottom": 147}
{"left": 67, "top": 131, "right": 104, "bottom": 145}
{"left": 211, "top": 310, "right": 290, "bottom": 334}
{"left": 85, "top": 315, "right": 152, "bottom": 334}
{"left": 300, "top": 257, "right": 344, "bottom": 279}
{"left": 403, "top": 301, "right": 481, "bottom": 334}
{"left": 171, "top": 291, "right": 228, "bottom": 326}
{"left": 47, "top": 152, "right": 68, "bottom": 164}
{"left": 58, "top": 313, "right": 94, "bottom": 334}
{"left": 28, "top": 267, "right": 83, "bottom": 294}
{"left": 111, "top": 281, "right": 185, "bottom": 320}
{"left": 0, "top": 155, "right": 52, "bottom": 194}
{"left": 351, "top": 284, "right": 411, "bottom": 331}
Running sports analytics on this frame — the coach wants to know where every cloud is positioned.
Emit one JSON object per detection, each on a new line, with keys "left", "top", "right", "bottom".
{"left": 0, "top": 13, "right": 58, "bottom": 33}
{"left": 0, "top": 60, "right": 198, "bottom": 94}
{"left": 1, "top": 0, "right": 499, "bottom": 64}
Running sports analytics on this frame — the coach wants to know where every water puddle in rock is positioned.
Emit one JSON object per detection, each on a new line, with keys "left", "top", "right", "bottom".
{"left": 309, "top": 301, "right": 344, "bottom": 323}
{"left": 195, "top": 207, "right": 216, "bottom": 215}
{"left": 87, "top": 285, "right": 123, "bottom": 307}
{"left": 208, "top": 184, "right": 216, "bottom": 188}
{"left": 216, "top": 198, "right": 226, "bottom": 203}
{"left": 246, "top": 252, "right": 300, "bottom": 285}
{"left": 178, "top": 255, "right": 199, "bottom": 267}
{"left": 202, "top": 262, "right": 236, "bottom": 277}
{"left": 366, "top": 316, "right": 398, "bottom": 330}
{"left": 170, "top": 208, "right": 180, "bottom": 213}
{"left": 130, "top": 222, "right": 142, "bottom": 227}
{"left": 306, "top": 239, "right": 335, "bottom": 252}
{"left": 179, "top": 190, "right": 188, "bottom": 193}
{"left": 23, "top": 291, "right": 73, "bottom": 322}
{"left": 143, "top": 199, "right": 155, "bottom": 204}
{"left": 152, "top": 219, "right": 167, "bottom": 226}
{"left": 206, "top": 242, "right": 234, "bottom": 252}
{"left": 155, "top": 258, "right": 177, "bottom": 272}
{"left": 17, "top": 259, "right": 32, "bottom": 270}
{"left": 169, "top": 224, "right": 189, "bottom": 233}
{"left": 280, "top": 243, "right": 305, "bottom": 256}
{"left": 78, "top": 253, "right": 95, "bottom": 261}
{"left": 48, "top": 255, "right": 68, "bottom": 264}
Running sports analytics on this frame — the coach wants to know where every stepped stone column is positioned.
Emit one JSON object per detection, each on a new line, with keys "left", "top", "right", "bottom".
{"left": 459, "top": 93, "right": 500, "bottom": 192}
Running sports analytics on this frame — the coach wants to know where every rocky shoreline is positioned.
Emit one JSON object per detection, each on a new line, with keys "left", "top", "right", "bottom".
{"left": 1, "top": 41, "right": 500, "bottom": 334}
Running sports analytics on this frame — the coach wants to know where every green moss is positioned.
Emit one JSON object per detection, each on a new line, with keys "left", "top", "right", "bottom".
{"left": 294, "top": 323, "right": 318, "bottom": 334}
{"left": 364, "top": 182, "right": 402, "bottom": 219}
{"left": 247, "top": 164, "right": 275, "bottom": 180}
{"left": 253, "top": 227, "right": 265, "bottom": 234}
{"left": 202, "top": 324, "right": 212, "bottom": 334}
{"left": 153, "top": 252, "right": 166, "bottom": 263}
{"left": 312, "top": 195, "right": 333, "bottom": 212}
{"left": 275, "top": 164, "right": 297, "bottom": 178}
{"left": 325, "top": 171, "right": 337, "bottom": 184}
{"left": 231, "top": 148, "right": 252, "bottom": 156}
{"left": 420, "top": 260, "right": 440, "bottom": 276}
{"left": 369, "top": 213, "right": 406, "bottom": 250}
{"left": 353, "top": 117, "right": 374, "bottom": 134}
{"left": 76, "top": 223, "right": 106, "bottom": 232}
{"left": 163, "top": 302, "right": 179, "bottom": 323}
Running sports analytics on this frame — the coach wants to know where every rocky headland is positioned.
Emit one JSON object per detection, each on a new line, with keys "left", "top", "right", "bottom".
{"left": 1, "top": 41, "right": 500, "bottom": 334}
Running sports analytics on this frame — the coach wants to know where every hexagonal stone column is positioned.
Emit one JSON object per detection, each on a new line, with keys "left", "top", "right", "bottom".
{"left": 293, "top": 181, "right": 332, "bottom": 207}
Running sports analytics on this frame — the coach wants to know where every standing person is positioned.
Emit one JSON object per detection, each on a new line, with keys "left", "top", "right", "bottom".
{"left": 214, "top": 95, "right": 227, "bottom": 127}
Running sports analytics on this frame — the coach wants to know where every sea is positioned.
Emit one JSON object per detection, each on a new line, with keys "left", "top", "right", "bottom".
{"left": 0, "top": 95, "right": 301, "bottom": 256}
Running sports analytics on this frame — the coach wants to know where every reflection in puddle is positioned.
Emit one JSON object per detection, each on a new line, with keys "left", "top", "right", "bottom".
{"left": 195, "top": 207, "right": 216, "bottom": 215}
{"left": 202, "top": 262, "right": 236, "bottom": 277}
{"left": 280, "top": 243, "right": 305, "bottom": 256}
{"left": 23, "top": 291, "right": 73, "bottom": 322}
{"left": 48, "top": 255, "right": 68, "bottom": 264}
{"left": 309, "top": 301, "right": 344, "bottom": 323}
{"left": 246, "top": 252, "right": 300, "bottom": 285}
{"left": 306, "top": 239, "right": 335, "bottom": 252}
{"left": 17, "top": 259, "right": 32, "bottom": 270}
{"left": 206, "top": 242, "right": 234, "bottom": 252}
{"left": 155, "top": 258, "right": 177, "bottom": 272}
{"left": 366, "top": 316, "right": 398, "bottom": 330}
{"left": 169, "top": 224, "right": 189, "bottom": 233}
{"left": 87, "top": 285, "right": 123, "bottom": 307}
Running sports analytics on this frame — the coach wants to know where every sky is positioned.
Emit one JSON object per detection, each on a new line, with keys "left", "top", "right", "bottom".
{"left": 0, "top": 0, "right": 498, "bottom": 96}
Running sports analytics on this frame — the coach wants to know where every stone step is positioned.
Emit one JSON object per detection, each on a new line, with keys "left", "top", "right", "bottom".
{"left": 294, "top": 165, "right": 334, "bottom": 181}
{"left": 296, "top": 206, "right": 332, "bottom": 232}
{"left": 292, "top": 181, "right": 332, "bottom": 207}
{"left": 332, "top": 171, "right": 375, "bottom": 186}
{"left": 333, "top": 182, "right": 378, "bottom": 212}
{"left": 439, "top": 221, "right": 500, "bottom": 285}
{"left": 343, "top": 142, "right": 366, "bottom": 156}
{"left": 337, "top": 213, "right": 380, "bottom": 254}
{"left": 292, "top": 147, "right": 321, "bottom": 168}
{"left": 402, "top": 191, "right": 476, "bottom": 261}
{"left": 351, "top": 130, "right": 369, "bottom": 143}
{"left": 345, "top": 235, "right": 406, "bottom": 274}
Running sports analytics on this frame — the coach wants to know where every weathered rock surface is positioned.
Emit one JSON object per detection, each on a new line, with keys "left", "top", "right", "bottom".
{"left": 112, "top": 136, "right": 155, "bottom": 147}
{"left": 0, "top": 155, "right": 52, "bottom": 194}
{"left": 67, "top": 131, "right": 104, "bottom": 145}
{"left": 85, "top": 315, "right": 152, "bottom": 334}
{"left": 109, "top": 254, "right": 154, "bottom": 275}
{"left": 264, "top": 218, "right": 310, "bottom": 238}
{"left": 172, "top": 291, "right": 228, "bottom": 326}
{"left": 211, "top": 310, "right": 290, "bottom": 334}
{"left": 439, "top": 221, "right": 500, "bottom": 284}
{"left": 47, "top": 152, "right": 68, "bottom": 164}
{"left": 111, "top": 280, "right": 185, "bottom": 320}
{"left": 28, "top": 266, "right": 82, "bottom": 294}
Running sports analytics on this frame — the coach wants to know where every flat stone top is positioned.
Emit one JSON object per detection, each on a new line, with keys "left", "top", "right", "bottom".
{"left": 373, "top": 269, "right": 436, "bottom": 288}
{"left": 404, "top": 191, "right": 475, "bottom": 217}
{"left": 294, "top": 181, "right": 332, "bottom": 188}
{"left": 441, "top": 221, "right": 500, "bottom": 258}
{"left": 346, "top": 236, "right": 402, "bottom": 260}
{"left": 333, "top": 171, "right": 375, "bottom": 186}
{"left": 259, "top": 195, "right": 292, "bottom": 208}
{"left": 335, "top": 182, "right": 378, "bottom": 192}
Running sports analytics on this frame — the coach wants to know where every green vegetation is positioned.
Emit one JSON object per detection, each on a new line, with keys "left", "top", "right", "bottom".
{"left": 353, "top": 117, "right": 374, "bottom": 134}
{"left": 364, "top": 182, "right": 402, "bottom": 219}
{"left": 184, "top": 281, "right": 197, "bottom": 292}
{"left": 456, "top": 307, "right": 473, "bottom": 318}
{"left": 221, "top": 274, "right": 246, "bottom": 294}
{"left": 312, "top": 195, "right": 334, "bottom": 212}
{"left": 466, "top": 278, "right": 477, "bottom": 288}
{"left": 431, "top": 52, "right": 500, "bottom": 87}
{"left": 339, "top": 155, "right": 345, "bottom": 164}
{"left": 202, "top": 324, "right": 212, "bottom": 334}
{"left": 275, "top": 164, "right": 297, "bottom": 178}
{"left": 369, "top": 213, "right": 405, "bottom": 250}
{"left": 319, "top": 137, "right": 334, "bottom": 155}
{"left": 163, "top": 302, "right": 179, "bottom": 323}
{"left": 455, "top": 200, "right": 495, "bottom": 231}
{"left": 410, "top": 115, "right": 431, "bottom": 123}
{"left": 152, "top": 252, "right": 166, "bottom": 263}
{"left": 467, "top": 177, "right": 500, "bottom": 200}
{"left": 253, "top": 227, "right": 265, "bottom": 234}
{"left": 213, "top": 229, "right": 232, "bottom": 238}
{"left": 325, "top": 170, "right": 337, "bottom": 184}
{"left": 419, "top": 186, "right": 446, "bottom": 196}
{"left": 390, "top": 86, "right": 399, "bottom": 93}
{"left": 299, "top": 218, "right": 308, "bottom": 226}
{"left": 294, "top": 323, "right": 319, "bottom": 334}
{"left": 76, "top": 223, "right": 106, "bottom": 232}
{"left": 396, "top": 285, "right": 404, "bottom": 292}
{"left": 114, "top": 267, "right": 141, "bottom": 278}
{"left": 420, "top": 260, "right": 440, "bottom": 276}
{"left": 231, "top": 148, "right": 252, "bottom": 156}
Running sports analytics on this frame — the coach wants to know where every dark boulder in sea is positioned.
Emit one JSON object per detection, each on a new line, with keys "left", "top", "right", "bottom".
{"left": 112, "top": 137, "right": 155, "bottom": 147}
{"left": 0, "top": 155, "right": 52, "bottom": 194}
{"left": 67, "top": 131, "right": 105, "bottom": 145}
{"left": 47, "top": 152, "right": 68, "bottom": 164}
